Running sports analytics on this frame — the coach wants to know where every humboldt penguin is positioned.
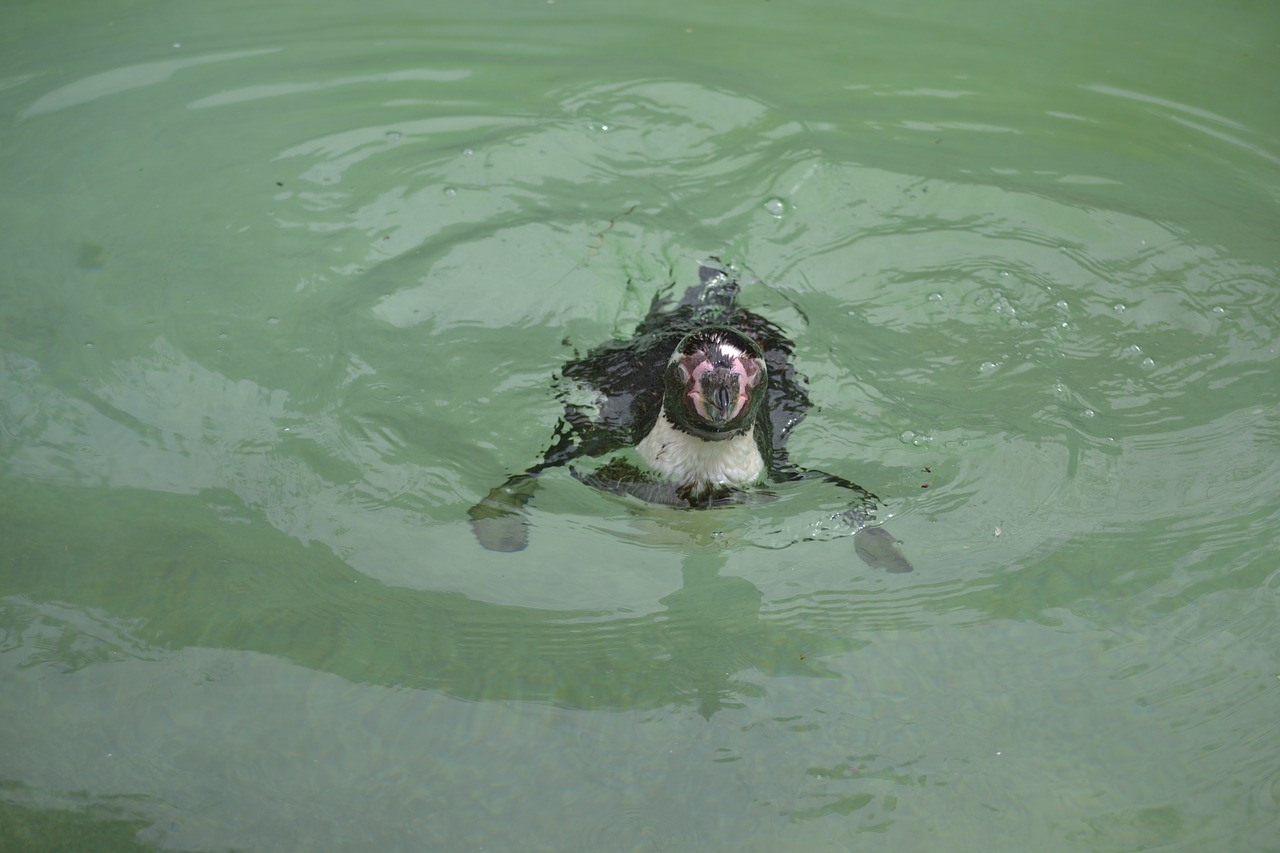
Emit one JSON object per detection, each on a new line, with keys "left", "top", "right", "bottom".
{"left": 468, "top": 261, "right": 913, "bottom": 572}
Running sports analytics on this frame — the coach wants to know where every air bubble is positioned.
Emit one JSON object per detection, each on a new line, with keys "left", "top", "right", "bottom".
{"left": 994, "top": 297, "right": 1015, "bottom": 316}
{"left": 1055, "top": 300, "right": 1068, "bottom": 311}
{"left": 763, "top": 198, "right": 786, "bottom": 217}
{"left": 1140, "top": 357, "right": 1155, "bottom": 369}
{"left": 1082, "top": 408, "right": 1095, "bottom": 418}
{"left": 386, "top": 131, "right": 402, "bottom": 141}
{"left": 267, "top": 316, "right": 279, "bottom": 325}
{"left": 1124, "top": 344, "right": 1142, "bottom": 356}
{"left": 1113, "top": 303, "right": 1127, "bottom": 313}
{"left": 462, "top": 147, "right": 474, "bottom": 156}
{"left": 978, "top": 361, "right": 999, "bottom": 373}
{"left": 1211, "top": 306, "right": 1224, "bottom": 315}
{"left": 899, "top": 430, "right": 932, "bottom": 447}
{"left": 443, "top": 187, "right": 457, "bottom": 197}
{"left": 928, "top": 292, "right": 943, "bottom": 302}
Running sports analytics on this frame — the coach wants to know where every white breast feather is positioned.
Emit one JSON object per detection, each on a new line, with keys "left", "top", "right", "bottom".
{"left": 636, "top": 408, "right": 765, "bottom": 491}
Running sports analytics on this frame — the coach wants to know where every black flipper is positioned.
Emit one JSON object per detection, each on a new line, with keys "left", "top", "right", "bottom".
{"left": 467, "top": 416, "right": 610, "bottom": 553}
{"left": 779, "top": 462, "right": 915, "bottom": 573}
{"left": 468, "top": 473, "right": 538, "bottom": 552}
{"left": 853, "top": 527, "right": 914, "bottom": 573}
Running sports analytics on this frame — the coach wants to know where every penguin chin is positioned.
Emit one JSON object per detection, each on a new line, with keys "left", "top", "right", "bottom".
{"left": 677, "top": 417, "right": 750, "bottom": 442}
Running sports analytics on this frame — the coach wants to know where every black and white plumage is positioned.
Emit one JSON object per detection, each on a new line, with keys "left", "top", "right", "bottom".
{"left": 468, "top": 261, "right": 913, "bottom": 572}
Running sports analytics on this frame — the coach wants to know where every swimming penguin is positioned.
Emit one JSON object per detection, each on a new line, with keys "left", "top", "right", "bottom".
{"left": 468, "top": 261, "right": 913, "bottom": 572}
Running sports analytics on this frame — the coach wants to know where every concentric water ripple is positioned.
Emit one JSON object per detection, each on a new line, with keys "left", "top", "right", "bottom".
{"left": 1, "top": 1, "right": 1277, "bottom": 850}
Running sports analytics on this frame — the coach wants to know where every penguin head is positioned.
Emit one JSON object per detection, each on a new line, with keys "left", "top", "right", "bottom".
{"left": 663, "top": 327, "right": 767, "bottom": 440}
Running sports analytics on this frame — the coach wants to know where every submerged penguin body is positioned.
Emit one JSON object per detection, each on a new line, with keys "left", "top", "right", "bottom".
{"left": 468, "top": 262, "right": 912, "bottom": 572}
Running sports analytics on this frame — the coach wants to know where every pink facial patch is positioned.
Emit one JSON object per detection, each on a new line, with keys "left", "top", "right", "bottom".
{"left": 684, "top": 352, "right": 759, "bottom": 423}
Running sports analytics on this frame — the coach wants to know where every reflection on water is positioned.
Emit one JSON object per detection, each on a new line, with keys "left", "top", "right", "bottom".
{"left": 1, "top": 0, "right": 1278, "bottom": 849}
{"left": 1, "top": 482, "right": 871, "bottom": 715}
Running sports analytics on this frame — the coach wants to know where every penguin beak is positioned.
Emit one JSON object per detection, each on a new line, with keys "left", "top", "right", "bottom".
{"left": 695, "top": 369, "right": 744, "bottom": 426}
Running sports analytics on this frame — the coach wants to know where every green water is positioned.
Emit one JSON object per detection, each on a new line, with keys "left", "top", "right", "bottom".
{"left": 2, "top": 0, "right": 1278, "bottom": 850}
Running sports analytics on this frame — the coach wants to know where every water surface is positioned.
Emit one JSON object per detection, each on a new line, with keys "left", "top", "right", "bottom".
{"left": 2, "top": 0, "right": 1278, "bottom": 850}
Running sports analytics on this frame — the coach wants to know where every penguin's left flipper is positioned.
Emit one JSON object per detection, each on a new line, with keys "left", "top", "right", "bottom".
{"left": 852, "top": 526, "right": 914, "bottom": 573}
{"left": 468, "top": 473, "right": 539, "bottom": 552}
